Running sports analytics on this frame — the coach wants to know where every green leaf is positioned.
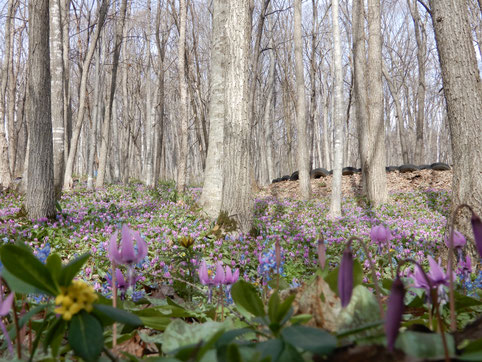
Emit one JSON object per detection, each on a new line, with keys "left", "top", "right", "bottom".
{"left": 215, "top": 328, "right": 252, "bottom": 348}
{"left": 68, "top": 311, "right": 104, "bottom": 362}
{"left": 231, "top": 280, "right": 265, "bottom": 317}
{"left": 133, "top": 308, "right": 172, "bottom": 331}
{"left": 454, "top": 292, "right": 482, "bottom": 311}
{"left": 43, "top": 317, "right": 66, "bottom": 357}
{"left": 255, "top": 339, "right": 283, "bottom": 361}
{"left": 459, "top": 339, "right": 482, "bottom": 361}
{"left": 290, "top": 314, "right": 312, "bottom": 325}
{"left": 46, "top": 254, "right": 62, "bottom": 281}
{"left": 276, "top": 294, "right": 295, "bottom": 324}
{"left": 0, "top": 244, "right": 58, "bottom": 295}
{"left": 59, "top": 253, "right": 90, "bottom": 287}
{"left": 226, "top": 344, "right": 242, "bottom": 362}
{"left": 395, "top": 331, "right": 455, "bottom": 359}
{"left": 268, "top": 292, "right": 280, "bottom": 324}
{"left": 267, "top": 278, "right": 290, "bottom": 290}
{"left": 278, "top": 342, "right": 304, "bottom": 362}
{"left": 281, "top": 325, "right": 336, "bottom": 355}
{"left": 93, "top": 304, "right": 142, "bottom": 327}
{"left": 1, "top": 267, "right": 45, "bottom": 294}
{"left": 325, "top": 260, "right": 363, "bottom": 296}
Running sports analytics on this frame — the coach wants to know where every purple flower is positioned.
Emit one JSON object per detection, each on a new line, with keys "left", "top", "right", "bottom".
{"left": 457, "top": 255, "right": 472, "bottom": 277}
{"left": 108, "top": 225, "right": 148, "bottom": 265}
{"left": 444, "top": 230, "right": 466, "bottom": 249}
{"left": 213, "top": 262, "right": 225, "bottom": 285}
{"left": 0, "top": 288, "right": 14, "bottom": 356}
{"left": 224, "top": 266, "right": 239, "bottom": 285}
{"left": 198, "top": 260, "right": 225, "bottom": 286}
{"left": 471, "top": 212, "right": 482, "bottom": 258}
{"left": 338, "top": 248, "right": 354, "bottom": 308}
{"left": 385, "top": 277, "right": 405, "bottom": 351}
{"left": 412, "top": 256, "right": 453, "bottom": 300}
{"left": 198, "top": 260, "right": 211, "bottom": 286}
{"left": 370, "top": 225, "right": 392, "bottom": 246}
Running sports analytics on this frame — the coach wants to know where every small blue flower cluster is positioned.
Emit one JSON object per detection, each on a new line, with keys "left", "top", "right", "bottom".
{"left": 35, "top": 243, "right": 51, "bottom": 264}
{"left": 258, "top": 244, "right": 284, "bottom": 285}
{"left": 461, "top": 270, "right": 482, "bottom": 297}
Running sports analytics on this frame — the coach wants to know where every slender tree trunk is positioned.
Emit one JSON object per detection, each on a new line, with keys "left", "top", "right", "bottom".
{"left": 429, "top": 0, "right": 482, "bottom": 226}
{"left": 409, "top": 0, "right": 426, "bottom": 164}
{"left": 63, "top": 0, "right": 109, "bottom": 189}
{"left": 50, "top": 0, "right": 65, "bottom": 197}
{"left": 321, "top": 88, "right": 331, "bottom": 169}
{"left": 95, "top": 0, "right": 128, "bottom": 189}
{"left": 6, "top": 0, "right": 18, "bottom": 176}
{"left": 221, "top": 0, "right": 253, "bottom": 233}
{"left": 200, "top": 0, "right": 227, "bottom": 219}
{"left": 263, "top": 35, "right": 276, "bottom": 184}
{"left": 329, "top": 0, "right": 344, "bottom": 217}
{"left": 294, "top": 0, "right": 311, "bottom": 201}
{"left": 364, "top": 0, "right": 388, "bottom": 206}
{"left": 176, "top": 0, "right": 188, "bottom": 193}
{"left": 0, "top": 0, "right": 16, "bottom": 190}
{"left": 27, "top": 0, "right": 56, "bottom": 219}
{"left": 61, "top": 0, "right": 72, "bottom": 164}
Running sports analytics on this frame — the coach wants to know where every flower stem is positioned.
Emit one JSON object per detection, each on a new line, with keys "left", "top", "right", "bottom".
{"left": 111, "top": 264, "right": 117, "bottom": 349}
{"left": 349, "top": 237, "right": 384, "bottom": 319}
{"left": 11, "top": 294, "right": 21, "bottom": 359}
{"left": 432, "top": 291, "right": 450, "bottom": 362}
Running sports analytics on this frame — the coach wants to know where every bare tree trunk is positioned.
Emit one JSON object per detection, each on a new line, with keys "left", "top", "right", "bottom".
{"left": 63, "top": 0, "right": 109, "bottom": 189}
{"left": 95, "top": 0, "right": 128, "bottom": 189}
{"left": 329, "top": 0, "right": 344, "bottom": 217}
{"left": 263, "top": 34, "right": 276, "bottom": 184}
{"left": 409, "top": 0, "right": 427, "bottom": 164}
{"left": 26, "top": 0, "right": 56, "bottom": 219}
{"left": 321, "top": 87, "right": 331, "bottom": 169}
{"left": 382, "top": 64, "right": 409, "bottom": 164}
{"left": 50, "top": 0, "right": 65, "bottom": 197}
{"left": 429, "top": 0, "right": 482, "bottom": 226}
{"left": 221, "top": 0, "right": 253, "bottom": 233}
{"left": 0, "top": 0, "right": 16, "bottom": 190}
{"left": 200, "top": 0, "right": 227, "bottom": 219}
{"left": 176, "top": 0, "right": 188, "bottom": 193}
{"left": 365, "top": 0, "right": 388, "bottom": 206}
{"left": 61, "top": 0, "right": 72, "bottom": 164}
{"left": 294, "top": 0, "right": 311, "bottom": 201}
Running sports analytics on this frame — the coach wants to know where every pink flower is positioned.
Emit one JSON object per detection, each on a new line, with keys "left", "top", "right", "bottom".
{"left": 108, "top": 225, "right": 148, "bottom": 265}
{"left": 370, "top": 225, "right": 392, "bottom": 246}
{"left": 224, "top": 266, "right": 240, "bottom": 285}
{"left": 444, "top": 230, "right": 466, "bottom": 249}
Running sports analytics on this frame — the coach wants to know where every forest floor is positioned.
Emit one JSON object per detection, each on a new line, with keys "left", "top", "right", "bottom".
{"left": 259, "top": 169, "right": 452, "bottom": 200}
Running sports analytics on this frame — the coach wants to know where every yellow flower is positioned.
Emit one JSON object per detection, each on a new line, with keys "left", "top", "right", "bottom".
{"left": 55, "top": 280, "right": 98, "bottom": 321}
{"left": 179, "top": 236, "right": 195, "bottom": 248}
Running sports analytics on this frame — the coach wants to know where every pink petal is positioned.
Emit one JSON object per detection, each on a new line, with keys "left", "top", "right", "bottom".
{"left": 0, "top": 293, "right": 14, "bottom": 316}
{"left": 120, "top": 225, "right": 136, "bottom": 264}
{"left": 133, "top": 231, "right": 148, "bottom": 262}
{"left": 225, "top": 266, "right": 233, "bottom": 284}
{"left": 198, "top": 260, "right": 209, "bottom": 285}
{"left": 107, "top": 231, "right": 121, "bottom": 263}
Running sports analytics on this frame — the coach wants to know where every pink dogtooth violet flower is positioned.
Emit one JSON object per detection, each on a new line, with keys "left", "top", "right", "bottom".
{"left": 471, "top": 212, "right": 482, "bottom": 259}
{"left": 370, "top": 225, "right": 392, "bottom": 246}
{"left": 224, "top": 266, "right": 240, "bottom": 285}
{"left": 108, "top": 224, "right": 148, "bottom": 265}
{"left": 444, "top": 230, "right": 466, "bottom": 250}
{"left": 385, "top": 276, "right": 405, "bottom": 352}
{"left": 338, "top": 246, "right": 354, "bottom": 308}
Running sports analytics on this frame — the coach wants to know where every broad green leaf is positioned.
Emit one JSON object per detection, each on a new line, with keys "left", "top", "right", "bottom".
{"left": 268, "top": 292, "right": 280, "bottom": 324}
{"left": 276, "top": 294, "right": 295, "bottom": 324}
{"left": 267, "top": 278, "right": 290, "bottom": 290}
{"left": 198, "top": 329, "right": 225, "bottom": 360}
{"left": 290, "top": 314, "right": 312, "bottom": 325}
{"left": 59, "top": 253, "right": 90, "bottom": 287}
{"left": 231, "top": 280, "right": 265, "bottom": 317}
{"left": 133, "top": 308, "right": 172, "bottom": 331}
{"left": 226, "top": 344, "right": 242, "bottom": 362}
{"left": 215, "top": 328, "right": 252, "bottom": 348}
{"left": 454, "top": 292, "right": 482, "bottom": 311}
{"left": 46, "top": 254, "right": 62, "bottom": 281}
{"left": 43, "top": 317, "right": 66, "bottom": 357}
{"left": 278, "top": 342, "right": 304, "bottom": 362}
{"left": 93, "top": 304, "right": 142, "bottom": 327}
{"left": 395, "top": 331, "right": 455, "bottom": 359}
{"left": 161, "top": 319, "right": 235, "bottom": 354}
{"left": 0, "top": 244, "right": 58, "bottom": 295}
{"left": 255, "top": 339, "right": 283, "bottom": 361}
{"left": 459, "top": 339, "right": 482, "bottom": 361}
{"left": 68, "top": 311, "right": 104, "bottom": 362}
{"left": 281, "top": 325, "right": 336, "bottom": 355}
{"left": 2, "top": 267, "right": 45, "bottom": 294}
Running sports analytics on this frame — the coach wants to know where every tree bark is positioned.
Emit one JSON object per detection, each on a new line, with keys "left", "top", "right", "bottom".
{"left": 221, "top": 0, "right": 253, "bottom": 233}
{"left": 429, "top": 0, "right": 482, "bottom": 224}
{"left": 200, "top": 0, "right": 227, "bottom": 219}
{"left": 176, "top": 0, "right": 188, "bottom": 193}
{"left": 63, "top": 0, "right": 109, "bottom": 189}
{"left": 329, "top": 0, "right": 345, "bottom": 217}
{"left": 96, "top": 0, "right": 128, "bottom": 188}
{"left": 0, "top": 0, "right": 16, "bottom": 190}
{"left": 26, "top": 0, "right": 56, "bottom": 219}
{"left": 50, "top": 0, "right": 65, "bottom": 197}
{"left": 294, "top": 0, "right": 311, "bottom": 201}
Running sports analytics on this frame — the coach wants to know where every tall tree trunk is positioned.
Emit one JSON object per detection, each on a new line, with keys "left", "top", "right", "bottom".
{"left": 221, "top": 0, "right": 253, "bottom": 233}
{"left": 409, "top": 0, "right": 427, "bottom": 164}
{"left": 329, "top": 0, "right": 344, "bottom": 217}
{"left": 200, "top": 0, "right": 227, "bottom": 219}
{"left": 294, "top": 0, "right": 311, "bottom": 201}
{"left": 6, "top": 0, "right": 18, "bottom": 177}
{"left": 27, "top": 0, "right": 56, "bottom": 219}
{"left": 50, "top": 0, "right": 65, "bottom": 197}
{"left": 382, "top": 64, "right": 409, "bottom": 164}
{"left": 176, "top": 0, "right": 188, "bottom": 193}
{"left": 95, "top": 0, "right": 128, "bottom": 188}
{"left": 364, "top": 0, "right": 388, "bottom": 206}
{"left": 263, "top": 34, "right": 276, "bottom": 184}
{"left": 63, "top": 0, "right": 109, "bottom": 189}
{"left": 429, "top": 0, "right": 482, "bottom": 227}
{"left": 0, "top": 0, "right": 16, "bottom": 190}
{"left": 61, "top": 0, "right": 72, "bottom": 164}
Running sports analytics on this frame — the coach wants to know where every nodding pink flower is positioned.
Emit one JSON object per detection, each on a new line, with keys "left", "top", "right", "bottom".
{"left": 0, "top": 288, "right": 14, "bottom": 356}
{"left": 213, "top": 262, "right": 225, "bottom": 285}
{"left": 471, "top": 212, "right": 482, "bottom": 258}
{"left": 370, "top": 225, "right": 392, "bottom": 246}
{"left": 108, "top": 225, "right": 148, "bottom": 265}
{"left": 444, "top": 230, "right": 466, "bottom": 249}
{"left": 338, "top": 247, "right": 354, "bottom": 308}
{"left": 385, "top": 276, "right": 405, "bottom": 351}
{"left": 198, "top": 260, "right": 211, "bottom": 286}
{"left": 457, "top": 255, "right": 472, "bottom": 277}
{"left": 198, "top": 260, "right": 225, "bottom": 286}
{"left": 224, "top": 266, "right": 240, "bottom": 285}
